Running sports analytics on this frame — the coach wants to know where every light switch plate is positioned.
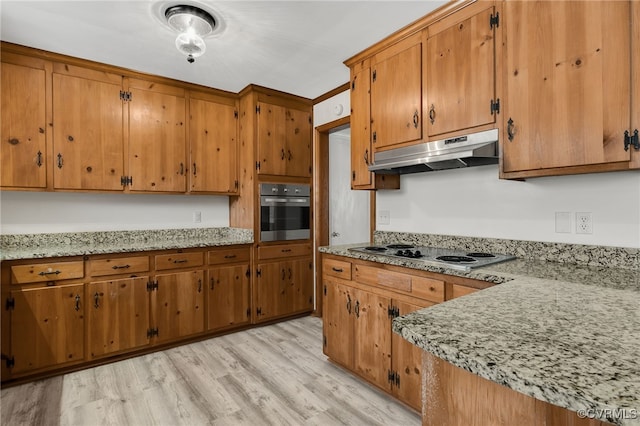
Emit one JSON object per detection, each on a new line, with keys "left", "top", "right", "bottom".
{"left": 378, "top": 210, "right": 390, "bottom": 225}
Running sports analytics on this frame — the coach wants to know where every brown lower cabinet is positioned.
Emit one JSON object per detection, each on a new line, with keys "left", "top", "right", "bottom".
{"left": 0, "top": 244, "right": 252, "bottom": 384}
{"left": 322, "top": 253, "right": 491, "bottom": 411}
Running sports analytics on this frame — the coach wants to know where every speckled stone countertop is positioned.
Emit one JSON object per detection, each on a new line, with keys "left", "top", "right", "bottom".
{"left": 0, "top": 227, "right": 253, "bottom": 261}
{"left": 320, "top": 235, "right": 640, "bottom": 425}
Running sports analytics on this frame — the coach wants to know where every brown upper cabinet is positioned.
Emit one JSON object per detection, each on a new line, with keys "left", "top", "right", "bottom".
{"left": 501, "top": 0, "right": 639, "bottom": 178}
{"left": 188, "top": 91, "right": 239, "bottom": 194}
{"left": 256, "top": 101, "right": 312, "bottom": 177}
{"left": 425, "top": 2, "right": 499, "bottom": 138}
{"left": 1, "top": 53, "right": 49, "bottom": 189}
{"left": 370, "top": 33, "right": 423, "bottom": 151}
{"left": 126, "top": 78, "right": 187, "bottom": 193}
{"left": 52, "top": 64, "right": 124, "bottom": 191}
{"left": 0, "top": 42, "right": 240, "bottom": 194}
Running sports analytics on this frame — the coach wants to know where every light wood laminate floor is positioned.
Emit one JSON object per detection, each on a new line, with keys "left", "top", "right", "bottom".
{"left": 1, "top": 316, "right": 420, "bottom": 426}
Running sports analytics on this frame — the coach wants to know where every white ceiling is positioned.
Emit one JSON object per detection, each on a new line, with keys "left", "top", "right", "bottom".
{"left": 0, "top": 1, "right": 447, "bottom": 99}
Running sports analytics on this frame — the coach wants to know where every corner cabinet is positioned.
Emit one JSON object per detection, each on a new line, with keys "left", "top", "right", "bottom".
{"left": 0, "top": 52, "right": 49, "bottom": 189}
{"left": 321, "top": 254, "right": 487, "bottom": 412}
{"left": 501, "top": 0, "right": 639, "bottom": 178}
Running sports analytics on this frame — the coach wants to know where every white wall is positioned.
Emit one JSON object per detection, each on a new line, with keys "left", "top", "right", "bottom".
{"left": 314, "top": 90, "right": 640, "bottom": 249}
{"left": 1, "top": 191, "right": 229, "bottom": 234}
{"left": 313, "top": 90, "right": 350, "bottom": 127}
{"left": 376, "top": 166, "right": 640, "bottom": 248}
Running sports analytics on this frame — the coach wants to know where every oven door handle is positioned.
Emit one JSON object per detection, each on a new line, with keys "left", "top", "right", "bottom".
{"left": 262, "top": 197, "right": 309, "bottom": 204}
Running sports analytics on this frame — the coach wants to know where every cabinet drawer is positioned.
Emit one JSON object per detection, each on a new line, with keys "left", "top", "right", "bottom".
{"left": 354, "top": 265, "right": 412, "bottom": 293}
{"left": 11, "top": 261, "right": 84, "bottom": 284}
{"left": 155, "top": 252, "right": 203, "bottom": 271}
{"left": 323, "top": 258, "right": 352, "bottom": 280}
{"left": 258, "top": 243, "right": 312, "bottom": 260}
{"left": 88, "top": 256, "right": 149, "bottom": 277}
{"left": 450, "top": 284, "right": 479, "bottom": 299}
{"left": 412, "top": 277, "right": 445, "bottom": 303}
{"left": 208, "top": 247, "right": 250, "bottom": 265}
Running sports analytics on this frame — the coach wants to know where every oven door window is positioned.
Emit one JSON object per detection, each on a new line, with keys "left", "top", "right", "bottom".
{"left": 260, "top": 199, "right": 310, "bottom": 241}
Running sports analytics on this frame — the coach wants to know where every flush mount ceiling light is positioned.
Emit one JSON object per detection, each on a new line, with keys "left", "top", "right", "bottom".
{"left": 165, "top": 4, "right": 216, "bottom": 63}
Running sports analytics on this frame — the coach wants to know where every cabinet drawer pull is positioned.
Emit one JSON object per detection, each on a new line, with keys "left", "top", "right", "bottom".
{"left": 210, "top": 277, "right": 215, "bottom": 290}
{"left": 413, "top": 110, "right": 419, "bottom": 128}
{"left": 346, "top": 294, "right": 352, "bottom": 314}
{"left": 363, "top": 149, "right": 369, "bottom": 165}
{"left": 36, "top": 151, "right": 43, "bottom": 167}
{"left": 173, "top": 259, "right": 188, "bottom": 264}
{"left": 224, "top": 255, "right": 237, "bottom": 259}
{"left": 179, "top": 163, "right": 184, "bottom": 175}
{"left": 197, "top": 279, "right": 202, "bottom": 293}
{"left": 193, "top": 162, "right": 197, "bottom": 176}
{"left": 507, "top": 117, "right": 515, "bottom": 141}
{"left": 281, "top": 249, "right": 292, "bottom": 253}
{"left": 281, "top": 269, "right": 286, "bottom": 280}
{"left": 281, "top": 148, "right": 286, "bottom": 160}
{"left": 75, "top": 294, "right": 81, "bottom": 311}
{"left": 354, "top": 300, "right": 360, "bottom": 318}
{"left": 429, "top": 104, "right": 436, "bottom": 125}
{"left": 111, "top": 264, "right": 131, "bottom": 270}
{"left": 332, "top": 267, "right": 343, "bottom": 273}
{"left": 38, "top": 270, "right": 61, "bottom": 276}
{"left": 94, "top": 292, "right": 100, "bottom": 309}
{"left": 288, "top": 268, "right": 292, "bottom": 280}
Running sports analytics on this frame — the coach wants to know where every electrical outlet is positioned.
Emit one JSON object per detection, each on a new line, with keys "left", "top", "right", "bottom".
{"left": 378, "top": 210, "right": 390, "bottom": 225}
{"left": 576, "top": 212, "right": 592, "bottom": 234}
{"left": 193, "top": 211, "right": 202, "bottom": 223}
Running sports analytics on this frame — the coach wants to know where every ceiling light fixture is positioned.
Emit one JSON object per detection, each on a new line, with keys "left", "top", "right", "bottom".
{"left": 165, "top": 5, "right": 216, "bottom": 63}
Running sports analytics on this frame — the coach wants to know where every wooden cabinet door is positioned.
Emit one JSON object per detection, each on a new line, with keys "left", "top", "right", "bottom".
{"left": 392, "top": 299, "right": 433, "bottom": 411}
{"left": 10, "top": 284, "right": 84, "bottom": 373}
{"left": 350, "top": 66, "right": 374, "bottom": 188}
{"left": 189, "top": 96, "right": 238, "bottom": 193}
{"left": 322, "top": 280, "right": 354, "bottom": 369}
{"left": 254, "top": 260, "right": 287, "bottom": 321}
{"left": 52, "top": 65, "right": 124, "bottom": 190}
{"left": 127, "top": 79, "right": 186, "bottom": 192}
{"left": 87, "top": 277, "right": 150, "bottom": 358}
{"left": 288, "top": 258, "right": 314, "bottom": 313}
{"left": 426, "top": 5, "right": 497, "bottom": 137}
{"left": 283, "top": 107, "right": 312, "bottom": 177}
{"left": 257, "top": 102, "right": 287, "bottom": 176}
{"left": 370, "top": 35, "right": 422, "bottom": 150}
{"left": 352, "top": 287, "right": 392, "bottom": 391}
{"left": 207, "top": 265, "right": 250, "bottom": 331}
{"left": 152, "top": 270, "right": 204, "bottom": 343}
{"left": 502, "top": 1, "right": 631, "bottom": 173}
{"left": 1, "top": 57, "right": 48, "bottom": 189}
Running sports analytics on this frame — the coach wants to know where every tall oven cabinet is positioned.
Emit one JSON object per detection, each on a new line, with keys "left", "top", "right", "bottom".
{"left": 230, "top": 85, "right": 314, "bottom": 323}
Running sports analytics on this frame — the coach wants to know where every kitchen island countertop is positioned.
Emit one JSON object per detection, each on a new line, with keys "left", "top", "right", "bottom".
{"left": 320, "top": 243, "right": 640, "bottom": 425}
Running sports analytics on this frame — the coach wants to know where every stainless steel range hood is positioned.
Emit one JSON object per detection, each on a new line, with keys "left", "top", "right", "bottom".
{"left": 368, "top": 128, "right": 499, "bottom": 174}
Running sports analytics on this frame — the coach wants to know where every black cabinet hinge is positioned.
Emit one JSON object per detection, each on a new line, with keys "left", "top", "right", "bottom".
{"left": 256, "top": 105, "right": 260, "bottom": 114}
{"left": 351, "top": 79, "right": 356, "bottom": 91}
{"left": 120, "top": 90, "right": 132, "bottom": 102}
{"left": 2, "top": 354, "right": 15, "bottom": 369}
{"left": 490, "top": 98, "right": 500, "bottom": 115}
{"left": 234, "top": 110, "right": 238, "bottom": 119}
{"left": 146, "top": 280, "right": 158, "bottom": 291}
{"left": 372, "top": 69, "right": 377, "bottom": 83}
{"left": 388, "top": 305, "right": 400, "bottom": 318}
{"left": 246, "top": 268, "right": 251, "bottom": 278}
{"left": 256, "top": 269, "right": 262, "bottom": 277}
{"left": 490, "top": 12, "right": 499, "bottom": 29}
{"left": 121, "top": 175, "right": 133, "bottom": 186}
{"left": 388, "top": 370, "right": 400, "bottom": 387}
{"left": 234, "top": 180, "right": 239, "bottom": 190}
{"left": 5, "top": 297, "right": 15, "bottom": 311}
{"left": 323, "top": 335, "right": 327, "bottom": 347}
{"left": 246, "top": 307, "right": 251, "bottom": 318}
{"left": 323, "top": 285, "right": 327, "bottom": 296}
{"left": 147, "top": 328, "right": 159, "bottom": 338}
{"left": 256, "top": 307, "right": 262, "bottom": 316}
{"left": 624, "top": 129, "right": 639, "bottom": 151}
{"left": 256, "top": 161, "right": 261, "bottom": 171}
{"left": 372, "top": 131, "right": 377, "bottom": 143}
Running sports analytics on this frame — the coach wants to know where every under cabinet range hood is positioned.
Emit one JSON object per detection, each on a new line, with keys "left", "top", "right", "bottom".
{"left": 368, "top": 129, "right": 499, "bottom": 174}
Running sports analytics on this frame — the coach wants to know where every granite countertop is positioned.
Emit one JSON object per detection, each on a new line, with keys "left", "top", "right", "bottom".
{"left": 320, "top": 241, "right": 640, "bottom": 425}
{"left": 0, "top": 227, "right": 253, "bottom": 261}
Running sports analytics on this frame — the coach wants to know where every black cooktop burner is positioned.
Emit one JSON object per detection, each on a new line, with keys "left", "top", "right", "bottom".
{"left": 395, "top": 249, "right": 424, "bottom": 259}
{"left": 364, "top": 246, "right": 387, "bottom": 252}
{"left": 466, "top": 252, "right": 496, "bottom": 258}
{"left": 436, "top": 255, "right": 477, "bottom": 263}
{"left": 386, "top": 244, "right": 414, "bottom": 249}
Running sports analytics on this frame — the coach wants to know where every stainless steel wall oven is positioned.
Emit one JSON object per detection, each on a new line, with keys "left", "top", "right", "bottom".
{"left": 260, "top": 183, "right": 311, "bottom": 242}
